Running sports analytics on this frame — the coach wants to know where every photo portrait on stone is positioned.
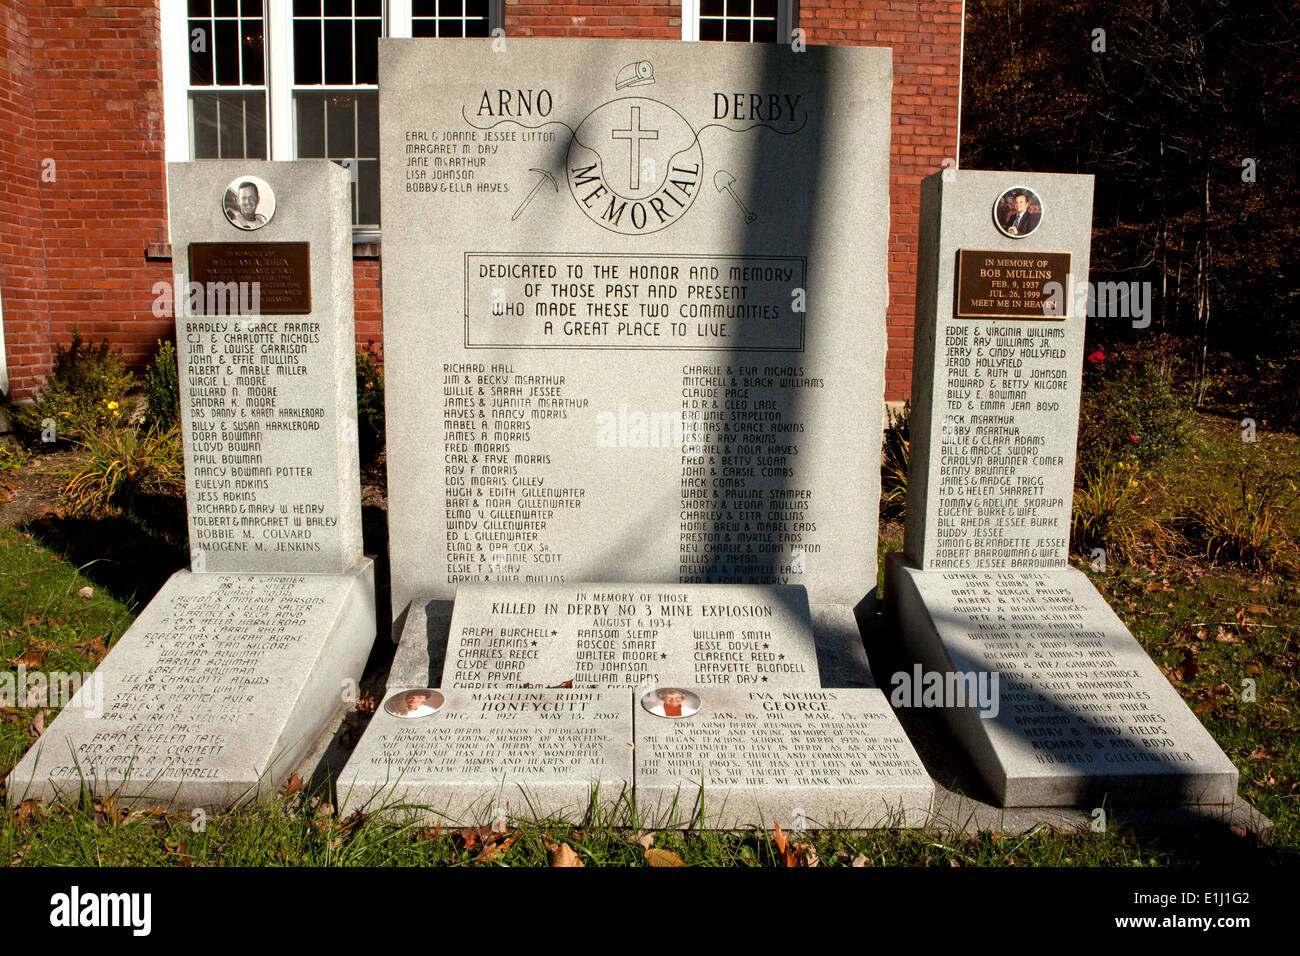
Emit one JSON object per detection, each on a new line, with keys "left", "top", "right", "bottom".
{"left": 994, "top": 186, "right": 1042, "bottom": 238}
{"left": 641, "top": 687, "right": 701, "bottom": 719}
{"left": 385, "top": 688, "right": 445, "bottom": 718}
{"left": 223, "top": 175, "right": 276, "bottom": 231}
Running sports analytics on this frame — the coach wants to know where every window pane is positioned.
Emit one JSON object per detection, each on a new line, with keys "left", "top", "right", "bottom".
{"left": 215, "top": 18, "right": 241, "bottom": 84}
{"left": 214, "top": 0, "right": 239, "bottom": 16}
{"left": 295, "top": 92, "right": 378, "bottom": 227}
{"left": 189, "top": 19, "right": 214, "bottom": 85}
{"left": 355, "top": 0, "right": 382, "bottom": 16}
{"left": 191, "top": 92, "right": 267, "bottom": 159}
{"left": 438, "top": 18, "right": 463, "bottom": 37}
{"left": 754, "top": 0, "right": 777, "bottom": 17}
{"left": 293, "top": 19, "right": 322, "bottom": 83}
{"left": 699, "top": 19, "right": 724, "bottom": 41}
{"left": 241, "top": 17, "right": 265, "bottom": 86}
{"left": 293, "top": 0, "right": 320, "bottom": 14}
{"left": 412, "top": 0, "right": 438, "bottom": 15}
{"left": 189, "top": 0, "right": 211, "bottom": 16}
{"left": 753, "top": 18, "right": 777, "bottom": 42}
{"left": 354, "top": 17, "right": 380, "bottom": 85}
{"left": 324, "top": 0, "right": 351, "bottom": 15}
{"left": 466, "top": 0, "right": 489, "bottom": 18}
{"left": 357, "top": 89, "right": 379, "bottom": 157}
{"left": 326, "top": 94, "right": 357, "bottom": 157}
{"left": 700, "top": 0, "right": 724, "bottom": 15}
{"left": 324, "top": 18, "right": 353, "bottom": 84}
{"left": 296, "top": 94, "right": 326, "bottom": 156}
{"left": 725, "top": 18, "right": 750, "bottom": 42}
{"left": 243, "top": 0, "right": 264, "bottom": 15}
{"left": 442, "top": 0, "right": 464, "bottom": 16}
{"left": 357, "top": 159, "right": 379, "bottom": 227}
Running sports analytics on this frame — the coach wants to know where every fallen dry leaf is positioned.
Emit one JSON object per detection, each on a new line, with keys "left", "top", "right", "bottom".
{"left": 479, "top": 832, "right": 518, "bottom": 863}
{"left": 77, "top": 586, "right": 93, "bottom": 599}
{"left": 851, "top": 853, "right": 867, "bottom": 867}
{"left": 1173, "top": 648, "right": 1199, "bottom": 683}
{"left": 644, "top": 847, "right": 684, "bottom": 867}
{"left": 279, "top": 772, "right": 305, "bottom": 799}
{"left": 547, "top": 842, "right": 584, "bottom": 867}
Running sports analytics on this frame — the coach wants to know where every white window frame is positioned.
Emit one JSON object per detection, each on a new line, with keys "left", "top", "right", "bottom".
{"left": 161, "top": 0, "right": 504, "bottom": 239}
{"left": 681, "top": 0, "right": 794, "bottom": 43}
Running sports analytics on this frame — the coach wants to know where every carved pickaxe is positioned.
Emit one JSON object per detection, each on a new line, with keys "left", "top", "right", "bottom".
{"left": 512, "top": 168, "right": 558, "bottom": 222}
{"left": 714, "top": 169, "right": 757, "bottom": 224}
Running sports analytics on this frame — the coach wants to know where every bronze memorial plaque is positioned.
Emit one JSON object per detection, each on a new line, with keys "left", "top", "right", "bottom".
{"left": 955, "top": 249, "right": 1071, "bottom": 319}
{"left": 188, "top": 242, "right": 312, "bottom": 315}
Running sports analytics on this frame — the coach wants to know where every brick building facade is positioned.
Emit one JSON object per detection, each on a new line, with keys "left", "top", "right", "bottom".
{"left": 0, "top": 1, "right": 962, "bottom": 403}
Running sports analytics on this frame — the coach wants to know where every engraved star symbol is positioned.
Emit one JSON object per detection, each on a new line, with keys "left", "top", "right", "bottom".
{"left": 531, "top": 641, "right": 537, "bottom": 647}
{"left": 778, "top": 654, "right": 785, "bottom": 660}
{"left": 763, "top": 643, "right": 769, "bottom": 649}
{"left": 660, "top": 653, "right": 668, "bottom": 659}
{"left": 761, "top": 676, "right": 768, "bottom": 682}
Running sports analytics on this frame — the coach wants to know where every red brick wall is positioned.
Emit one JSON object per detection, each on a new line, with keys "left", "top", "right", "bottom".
{"left": 1, "top": 1, "right": 960, "bottom": 404}
{"left": 508, "top": 2, "right": 681, "bottom": 38}
{"left": 798, "top": 0, "right": 964, "bottom": 400}
{"left": 0, "top": 0, "right": 51, "bottom": 398}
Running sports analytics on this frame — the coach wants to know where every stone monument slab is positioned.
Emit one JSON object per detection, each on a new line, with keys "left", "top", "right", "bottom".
{"left": 904, "top": 170, "right": 1093, "bottom": 571}
{"left": 379, "top": 38, "right": 892, "bottom": 614}
{"left": 888, "top": 169, "right": 1238, "bottom": 809}
{"left": 6, "top": 563, "right": 375, "bottom": 809}
{"left": 168, "top": 160, "right": 363, "bottom": 574}
{"left": 886, "top": 563, "right": 1239, "bottom": 806}
{"left": 337, "top": 688, "right": 631, "bottom": 824}
{"left": 634, "top": 687, "right": 933, "bottom": 828}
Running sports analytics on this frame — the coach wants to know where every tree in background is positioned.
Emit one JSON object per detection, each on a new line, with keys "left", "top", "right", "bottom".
{"left": 962, "top": 0, "right": 1300, "bottom": 419}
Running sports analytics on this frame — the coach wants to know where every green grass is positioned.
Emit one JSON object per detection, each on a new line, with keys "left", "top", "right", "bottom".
{"left": 0, "top": 786, "right": 1203, "bottom": 867}
{"left": 0, "top": 524, "right": 139, "bottom": 779}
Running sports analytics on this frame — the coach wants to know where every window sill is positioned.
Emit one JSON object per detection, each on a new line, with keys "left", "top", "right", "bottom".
{"left": 147, "top": 240, "right": 381, "bottom": 261}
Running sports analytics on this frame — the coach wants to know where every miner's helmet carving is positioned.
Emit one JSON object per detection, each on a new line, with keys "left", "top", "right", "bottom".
{"left": 615, "top": 60, "right": 655, "bottom": 90}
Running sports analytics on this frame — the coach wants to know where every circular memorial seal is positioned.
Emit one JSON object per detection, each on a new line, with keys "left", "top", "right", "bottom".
{"left": 566, "top": 97, "right": 703, "bottom": 236}
{"left": 640, "top": 686, "right": 701, "bottom": 719}
{"left": 223, "top": 175, "right": 276, "bottom": 231}
{"left": 384, "top": 688, "right": 445, "bottom": 719}
{"left": 993, "top": 186, "right": 1042, "bottom": 239}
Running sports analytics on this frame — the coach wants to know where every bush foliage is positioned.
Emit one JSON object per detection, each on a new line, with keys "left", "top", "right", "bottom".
{"left": 10, "top": 330, "right": 138, "bottom": 444}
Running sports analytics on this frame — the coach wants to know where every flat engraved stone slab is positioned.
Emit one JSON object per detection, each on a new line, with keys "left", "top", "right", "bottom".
{"left": 338, "top": 689, "right": 631, "bottom": 825}
{"left": 6, "top": 562, "right": 375, "bottom": 810}
{"left": 634, "top": 687, "right": 933, "bottom": 829}
{"left": 443, "top": 583, "right": 821, "bottom": 690}
{"left": 887, "top": 557, "right": 1239, "bottom": 807}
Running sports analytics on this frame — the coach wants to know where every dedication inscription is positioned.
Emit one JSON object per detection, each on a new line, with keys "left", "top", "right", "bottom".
{"left": 381, "top": 39, "right": 892, "bottom": 613}
{"left": 339, "top": 688, "right": 632, "bottom": 823}
{"left": 442, "top": 582, "right": 820, "bottom": 690}
{"left": 188, "top": 243, "right": 311, "bottom": 315}
{"left": 635, "top": 687, "right": 933, "bottom": 827}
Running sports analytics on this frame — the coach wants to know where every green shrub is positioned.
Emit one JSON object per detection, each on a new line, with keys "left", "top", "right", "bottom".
{"left": 1071, "top": 461, "right": 1178, "bottom": 564}
{"left": 10, "top": 329, "right": 138, "bottom": 445}
{"left": 1076, "top": 342, "right": 1194, "bottom": 472}
{"left": 881, "top": 402, "right": 910, "bottom": 519}
{"left": 62, "top": 423, "right": 184, "bottom": 515}
{"left": 143, "top": 339, "right": 181, "bottom": 432}
{"left": 355, "top": 343, "right": 385, "bottom": 471}
{"left": 1179, "top": 456, "right": 1299, "bottom": 574}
